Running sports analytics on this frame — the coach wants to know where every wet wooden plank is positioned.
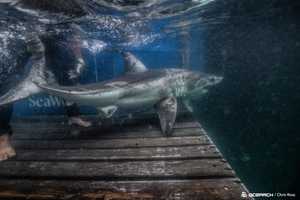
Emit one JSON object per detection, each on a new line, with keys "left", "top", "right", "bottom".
{"left": 10, "top": 104, "right": 191, "bottom": 125}
{"left": 11, "top": 145, "right": 221, "bottom": 161}
{"left": 5, "top": 113, "right": 252, "bottom": 200}
{"left": 0, "top": 178, "right": 251, "bottom": 200}
{"left": 12, "top": 135, "right": 210, "bottom": 150}
{"left": 11, "top": 120, "right": 200, "bottom": 130}
{"left": 0, "top": 159, "right": 234, "bottom": 179}
{"left": 10, "top": 111, "right": 193, "bottom": 130}
{"left": 12, "top": 127, "right": 203, "bottom": 140}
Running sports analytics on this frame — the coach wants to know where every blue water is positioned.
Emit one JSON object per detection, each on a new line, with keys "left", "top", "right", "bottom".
{"left": 0, "top": 0, "right": 299, "bottom": 195}
{"left": 192, "top": 0, "right": 300, "bottom": 195}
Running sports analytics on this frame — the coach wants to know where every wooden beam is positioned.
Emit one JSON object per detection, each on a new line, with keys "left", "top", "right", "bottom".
{"left": 12, "top": 136, "right": 211, "bottom": 150}
{"left": 12, "top": 127, "right": 204, "bottom": 140}
{"left": 11, "top": 145, "right": 221, "bottom": 161}
{"left": 0, "top": 178, "right": 249, "bottom": 200}
{"left": 0, "top": 159, "right": 234, "bottom": 179}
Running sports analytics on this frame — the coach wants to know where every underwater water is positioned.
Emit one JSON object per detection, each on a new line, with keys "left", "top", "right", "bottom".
{"left": 193, "top": 0, "right": 300, "bottom": 194}
{"left": 0, "top": 0, "right": 299, "bottom": 196}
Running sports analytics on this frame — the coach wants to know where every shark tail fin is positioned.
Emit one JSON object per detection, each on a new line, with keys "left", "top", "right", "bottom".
{"left": 0, "top": 34, "right": 51, "bottom": 106}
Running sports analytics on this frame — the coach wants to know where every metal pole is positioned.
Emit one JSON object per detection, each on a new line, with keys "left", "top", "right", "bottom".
{"left": 181, "top": 30, "right": 190, "bottom": 69}
{"left": 94, "top": 53, "right": 98, "bottom": 82}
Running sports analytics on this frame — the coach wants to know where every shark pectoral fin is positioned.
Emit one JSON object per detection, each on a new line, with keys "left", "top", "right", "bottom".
{"left": 156, "top": 97, "right": 178, "bottom": 137}
{"left": 97, "top": 106, "right": 118, "bottom": 118}
{"left": 122, "top": 52, "right": 148, "bottom": 74}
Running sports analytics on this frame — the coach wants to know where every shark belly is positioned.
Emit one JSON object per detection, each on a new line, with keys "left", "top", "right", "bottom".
{"left": 117, "top": 94, "right": 160, "bottom": 110}
{"left": 43, "top": 88, "right": 122, "bottom": 108}
{"left": 116, "top": 80, "right": 169, "bottom": 110}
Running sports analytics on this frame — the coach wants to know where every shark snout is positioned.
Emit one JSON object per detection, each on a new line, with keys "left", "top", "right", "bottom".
{"left": 203, "top": 75, "right": 224, "bottom": 86}
{"left": 210, "top": 75, "right": 223, "bottom": 85}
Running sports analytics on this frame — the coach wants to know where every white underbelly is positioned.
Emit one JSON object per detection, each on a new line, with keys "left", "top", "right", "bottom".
{"left": 117, "top": 95, "right": 159, "bottom": 110}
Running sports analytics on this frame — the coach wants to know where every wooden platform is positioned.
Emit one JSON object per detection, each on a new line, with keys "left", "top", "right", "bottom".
{"left": 0, "top": 113, "right": 251, "bottom": 200}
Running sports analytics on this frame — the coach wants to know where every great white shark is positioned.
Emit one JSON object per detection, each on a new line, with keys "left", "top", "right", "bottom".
{"left": 36, "top": 52, "right": 223, "bottom": 136}
{"left": 0, "top": 34, "right": 50, "bottom": 106}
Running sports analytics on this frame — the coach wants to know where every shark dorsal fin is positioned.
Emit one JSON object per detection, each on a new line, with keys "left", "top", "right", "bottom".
{"left": 122, "top": 52, "right": 147, "bottom": 74}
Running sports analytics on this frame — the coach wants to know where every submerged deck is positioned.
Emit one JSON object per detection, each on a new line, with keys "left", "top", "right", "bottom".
{"left": 0, "top": 113, "right": 250, "bottom": 199}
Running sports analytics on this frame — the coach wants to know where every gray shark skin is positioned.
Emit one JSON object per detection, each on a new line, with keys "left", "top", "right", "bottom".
{"left": 0, "top": 34, "right": 51, "bottom": 106}
{"left": 36, "top": 52, "right": 223, "bottom": 136}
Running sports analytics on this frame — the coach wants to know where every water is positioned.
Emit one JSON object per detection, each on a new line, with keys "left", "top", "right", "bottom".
{"left": 0, "top": 0, "right": 299, "bottom": 195}
{"left": 191, "top": 0, "right": 300, "bottom": 194}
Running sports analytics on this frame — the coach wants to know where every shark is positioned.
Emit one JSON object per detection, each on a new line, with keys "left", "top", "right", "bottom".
{"left": 0, "top": 34, "right": 50, "bottom": 106}
{"left": 35, "top": 52, "right": 223, "bottom": 136}
{"left": 0, "top": 0, "right": 90, "bottom": 107}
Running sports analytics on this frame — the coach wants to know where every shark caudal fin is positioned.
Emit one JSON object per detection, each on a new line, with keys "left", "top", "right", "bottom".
{"left": 0, "top": 35, "right": 50, "bottom": 106}
{"left": 121, "top": 52, "right": 148, "bottom": 74}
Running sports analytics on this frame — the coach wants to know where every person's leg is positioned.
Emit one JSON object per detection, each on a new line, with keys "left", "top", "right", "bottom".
{"left": 0, "top": 105, "right": 16, "bottom": 161}
{"left": 65, "top": 32, "right": 92, "bottom": 127}
{"left": 64, "top": 79, "right": 91, "bottom": 128}
{"left": 42, "top": 33, "right": 91, "bottom": 127}
{"left": 62, "top": 39, "right": 91, "bottom": 127}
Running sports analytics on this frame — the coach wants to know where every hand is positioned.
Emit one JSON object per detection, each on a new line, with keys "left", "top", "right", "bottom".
{"left": 75, "top": 58, "right": 85, "bottom": 75}
{"left": 68, "top": 58, "right": 86, "bottom": 80}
